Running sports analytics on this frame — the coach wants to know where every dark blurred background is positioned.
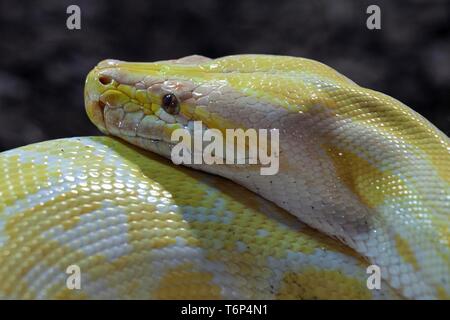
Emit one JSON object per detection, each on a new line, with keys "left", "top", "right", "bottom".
{"left": 0, "top": 0, "right": 449, "bottom": 151}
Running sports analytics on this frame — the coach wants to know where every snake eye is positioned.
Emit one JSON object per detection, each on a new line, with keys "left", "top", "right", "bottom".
{"left": 161, "top": 93, "right": 180, "bottom": 115}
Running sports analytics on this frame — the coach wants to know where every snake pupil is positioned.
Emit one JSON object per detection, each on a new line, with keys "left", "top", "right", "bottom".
{"left": 162, "top": 93, "right": 180, "bottom": 115}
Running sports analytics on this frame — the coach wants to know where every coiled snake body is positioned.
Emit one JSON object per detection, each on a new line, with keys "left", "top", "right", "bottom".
{"left": 0, "top": 55, "right": 448, "bottom": 299}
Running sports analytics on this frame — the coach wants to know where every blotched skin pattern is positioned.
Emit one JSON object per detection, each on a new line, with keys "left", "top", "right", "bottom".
{"left": 0, "top": 137, "right": 399, "bottom": 299}
{"left": 0, "top": 55, "right": 448, "bottom": 299}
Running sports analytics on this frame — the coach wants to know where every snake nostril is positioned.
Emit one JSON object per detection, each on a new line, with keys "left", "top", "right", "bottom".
{"left": 98, "top": 75, "right": 112, "bottom": 85}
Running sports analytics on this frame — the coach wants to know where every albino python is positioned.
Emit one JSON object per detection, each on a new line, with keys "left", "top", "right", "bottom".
{"left": 0, "top": 55, "right": 448, "bottom": 299}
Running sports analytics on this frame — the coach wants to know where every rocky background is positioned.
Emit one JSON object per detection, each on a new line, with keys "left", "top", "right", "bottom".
{"left": 0, "top": 0, "right": 449, "bottom": 151}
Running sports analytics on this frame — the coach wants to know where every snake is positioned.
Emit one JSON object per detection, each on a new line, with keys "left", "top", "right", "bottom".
{"left": 0, "top": 54, "right": 448, "bottom": 299}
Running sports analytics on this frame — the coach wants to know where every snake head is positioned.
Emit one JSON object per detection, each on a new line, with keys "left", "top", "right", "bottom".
{"left": 84, "top": 54, "right": 352, "bottom": 162}
{"left": 84, "top": 55, "right": 236, "bottom": 159}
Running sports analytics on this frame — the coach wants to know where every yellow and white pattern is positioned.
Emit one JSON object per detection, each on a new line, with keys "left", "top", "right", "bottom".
{"left": 0, "top": 54, "right": 449, "bottom": 299}
{"left": 0, "top": 137, "right": 398, "bottom": 299}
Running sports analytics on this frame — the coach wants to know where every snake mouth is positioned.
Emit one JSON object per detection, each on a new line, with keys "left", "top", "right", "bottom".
{"left": 85, "top": 93, "right": 177, "bottom": 158}
{"left": 84, "top": 68, "right": 110, "bottom": 134}
{"left": 85, "top": 98, "right": 108, "bottom": 134}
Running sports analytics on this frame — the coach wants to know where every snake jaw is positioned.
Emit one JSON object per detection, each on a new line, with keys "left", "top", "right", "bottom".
{"left": 85, "top": 99, "right": 108, "bottom": 134}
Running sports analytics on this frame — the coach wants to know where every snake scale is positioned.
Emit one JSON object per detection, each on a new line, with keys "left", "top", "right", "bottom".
{"left": 0, "top": 55, "right": 448, "bottom": 299}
